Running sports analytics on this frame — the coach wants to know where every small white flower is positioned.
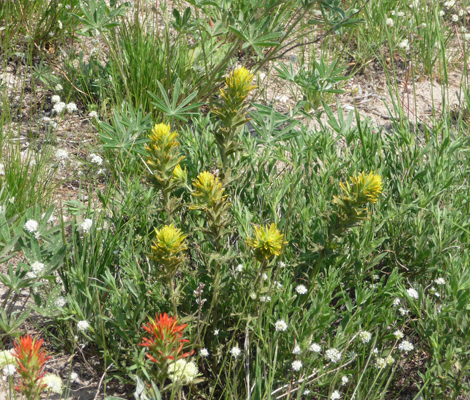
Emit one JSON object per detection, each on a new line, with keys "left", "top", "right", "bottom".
{"left": 292, "top": 360, "right": 302, "bottom": 371}
{"left": 275, "top": 319, "right": 288, "bottom": 332}
{"left": 439, "top": 10, "right": 446, "bottom": 16}
{"left": 88, "top": 111, "right": 98, "bottom": 119}
{"left": 385, "top": 355, "right": 395, "bottom": 365}
{"left": 278, "top": 261, "right": 286, "bottom": 268}
{"left": 341, "top": 376, "right": 349, "bottom": 385}
{"left": 231, "top": 346, "right": 241, "bottom": 358}
{"left": 0, "top": 205, "right": 4, "bottom": 214}
{"left": 325, "top": 348, "right": 342, "bottom": 363}
{"left": 42, "top": 373, "right": 63, "bottom": 393}
{"left": 393, "top": 330, "right": 404, "bottom": 340}
{"left": 398, "top": 39, "right": 410, "bottom": 50}
{"left": 58, "top": 20, "right": 63, "bottom": 29}
{"left": 407, "top": 288, "right": 419, "bottom": 299}
{"left": 70, "top": 372, "right": 80, "bottom": 383}
{"left": 66, "top": 102, "right": 78, "bottom": 113}
{"left": 274, "top": 281, "right": 282, "bottom": 289}
{"left": 261, "top": 273, "right": 268, "bottom": 281}
{"left": 55, "top": 85, "right": 63, "bottom": 93}
{"left": 0, "top": 163, "right": 4, "bottom": 175}
{"left": 309, "top": 343, "right": 321, "bottom": 353}
{"left": 26, "top": 271, "right": 37, "bottom": 279}
{"left": 435, "top": 278, "right": 446, "bottom": 285}
{"left": 419, "top": 22, "right": 427, "bottom": 28}
{"left": 465, "top": 34, "right": 470, "bottom": 40}
{"left": 304, "top": 389, "right": 310, "bottom": 395}
{"left": 65, "top": 4, "right": 71, "bottom": 9}
{"left": 214, "top": 329, "right": 219, "bottom": 335}
{"left": 55, "top": 296, "right": 67, "bottom": 308}
{"left": 459, "top": 9, "right": 465, "bottom": 16}
{"left": 399, "top": 307, "right": 408, "bottom": 316}
{"left": 31, "top": 261, "right": 45, "bottom": 274}
{"left": 48, "top": 31, "right": 54, "bottom": 37}
{"left": 79, "top": 219, "right": 93, "bottom": 234}
{"left": 89, "top": 153, "right": 103, "bottom": 165}
{"left": 375, "top": 357, "right": 386, "bottom": 368}
{"left": 452, "top": 14, "right": 459, "bottom": 21}
{"left": 56, "top": 149, "right": 69, "bottom": 160}
{"left": 9, "top": 197, "right": 15, "bottom": 204}
{"left": 77, "top": 320, "right": 90, "bottom": 332}
{"left": 295, "top": 284, "right": 308, "bottom": 294}
{"left": 2, "top": 364, "right": 16, "bottom": 376}
{"left": 359, "top": 331, "right": 372, "bottom": 344}
{"left": 397, "top": 11, "right": 405, "bottom": 16}
{"left": 276, "top": 95, "right": 289, "bottom": 103}
{"left": 260, "top": 295, "right": 271, "bottom": 302}
{"left": 373, "top": 347, "right": 379, "bottom": 355}
{"left": 200, "top": 348, "right": 209, "bottom": 357}
{"left": 398, "top": 340, "right": 414, "bottom": 352}
{"left": 51, "top": 95, "right": 61, "bottom": 103}
{"left": 386, "top": 18, "right": 394, "bottom": 27}
{"left": 331, "top": 390, "right": 341, "bottom": 400}
{"left": 292, "top": 345, "right": 301, "bottom": 354}
{"left": 24, "top": 219, "right": 39, "bottom": 233}
{"left": 53, "top": 101, "right": 66, "bottom": 114}
{"left": 236, "top": 264, "right": 243, "bottom": 272}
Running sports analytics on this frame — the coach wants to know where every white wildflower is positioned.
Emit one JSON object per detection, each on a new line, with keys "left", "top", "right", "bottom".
{"left": 385, "top": 355, "right": 395, "bottom": 365}
{"left": 341, "top": 376, "right": 349, "bottom": 385}
{"left": 309, "top": 343, "right": 321, "bottom": 353}
{"left": 459, "top": 9, "right": 465, "bottom": 16}
{"left": 77, "top": 320, "right": 90, "bottom": 332}
{"left": 359, "top": 331, "right": 372, "bottom": 344}
{"left": 58, "top": 20, "right": 63, "bottom": 29}
{"left": 56, "top": 149, "right": 69, "bottom": 160}
{"left": 89, "top": 153, "right": 103, "bottom": 165}
{"left": 55, "top": 84, "right": 63, "bottom": 92}
{"left": 260, "top": 295, "right": 271, "bottom": 302}
{"left": 2, "top": 364, "right": 16, "bottom": 377}
{"left": 331, "top": 390, "right": 341, "bottom": 400}
{"left": 31, "top": 261, "right": 45, "bottom": 275}
{"left": 399, "top": 307, "right": 408, "bottom": 315}
{"left": 393, "top": 330, "right": 404, "bottom": 340}
{"left": 168, "top": 359, "right": 199, "bottom": 384}
{"left": 0, "top": 205, "right": 3, "bottom": 214}
{"left": 407, "top": 288, "right": 419, "bottom": 299}
{"left": 0, "top": 163, "right": 4, "bottom": 175}
{"left": 200, "top": 348, "right": 209, "bottom": 357}
{"left": 386, "top": 18, "right": 394, "bottom": 26}
{"left": 398, "top": 39, "right": 410, "bottom": 50}
{"left": 304, "top": 389, "right": 310, "bottom": 395}
{"left": 79, "top": 219, "right": 93, "bottom": 234}
{"left": 261, "top": 273, "right": 268, "bottom": 281}
{"left": 325, "top": 348, "right": 342, "bottom": 363}
{"left": 292, "top": 345, "right": 301, "bottom": 355}
{"left": 9, "top": 197, "right": 14, "bottom": 204}
{"left": 88, "top": 111, "right": 98, "bottom": 119}
{"left": 397, "top": 11, "right": 405, "bottom": 16}
{"left": 231, "top": 346, "right": 241, "bottom": 358}
{"left": 0, "top": 351, "right": 15, "bottom": 368}
{"left": 236, "top": 264, "right": 243, "bottom": 272}
{"left": 55, "top": 296, "right": 67, "bottom": 308}
{"left": 65, "top": 4, "right": 71, "bottom": 9}
{"left": 373, "top": 347, "right": 378, "bottom": 355}
{"left": 278, "top": 261, "right": 286, "bottom": 268}
{"left": 295, "top": 284, "right": 308, "bottom": 295}
{"left": 275, "top": 319, "right": 288, "bottom": 332}
{"left": 51, "top": 95, "right": 61, "bottom": 103}
{"left": 435, "top": 278, "right": 446, "bottom": 285}
{"left": 70, "top": 372, "right": 80, "bottom": 383}
{"left": 66, "top": 102, "right": 78, "bottom": 113}
{"left": 53, "top": 102, "right": 66, "bottom": 114}
{"left": 292, "top": 360, "right": 302, "bottom": 371}
{"left": 42, "top": 373, "right": 63, "bottom": 394}
{"left": 375, "top": 357, "right": 386, "bottom": 368}
{"left": 24, "top": 219, "right": 39, "bottom": 233}
{"left": 398, "top": 340, "right": 414, "bottom": 352}
{"left": 214, "top": 329, "right": 219, "bottom": 335}
{"left": 439, "top": 10, "right": 445, "bottom": 16}
{"left": 452, "top": 14, "right": 459, "bottom": 21}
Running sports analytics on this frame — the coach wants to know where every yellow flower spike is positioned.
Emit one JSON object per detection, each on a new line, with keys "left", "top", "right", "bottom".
{"left": 150, "top": 225, "right": 187, "bottom": 272}
{"left": 172, "top": 164, "right": 187, "bottom": 186}
{"left": 224, "top": 67, "right": 257, "bottom": 100}
{"left": 338, "top": 171, "right": 383, "bottom": 206}
{"left": 246, "top": 223, "right": 286, "bottom": 261}
{"left": 191, "top": 171, "right": 226, "bottom": 206}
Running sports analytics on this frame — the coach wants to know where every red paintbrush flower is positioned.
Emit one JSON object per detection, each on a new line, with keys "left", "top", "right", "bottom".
{"left": 12, "top": 335, "right": 51, "bottom": 398}
{"left": 139, "top": 313, "right": 194, "bottom": 363}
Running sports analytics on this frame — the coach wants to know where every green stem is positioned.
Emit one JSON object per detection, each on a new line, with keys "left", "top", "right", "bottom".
{"left": 169, "top": 276, "right": 178, "bottom": 317}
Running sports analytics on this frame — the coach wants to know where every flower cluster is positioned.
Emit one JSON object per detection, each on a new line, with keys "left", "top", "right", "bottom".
{"left": 150, "top": 224, "right": 187, "bottom": 277}
{"left": 168, "top": 359, "right": 199, "bottom": 385}
{"left": 246, "top": 223, "right": 286, "bottom": 261}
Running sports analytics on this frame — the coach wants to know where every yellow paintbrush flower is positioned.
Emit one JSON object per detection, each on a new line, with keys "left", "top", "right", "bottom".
{"left": 246, "top": 223, "right": 286, "bottom": 261}
{"left": 191, "top": 171, "right": 226, "bottom": 206}
{"left": 145, "top": 123, "right": 184, "bottom": 190}
{"left": 150, "top": 224, "right": 187, "bottom": 274}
